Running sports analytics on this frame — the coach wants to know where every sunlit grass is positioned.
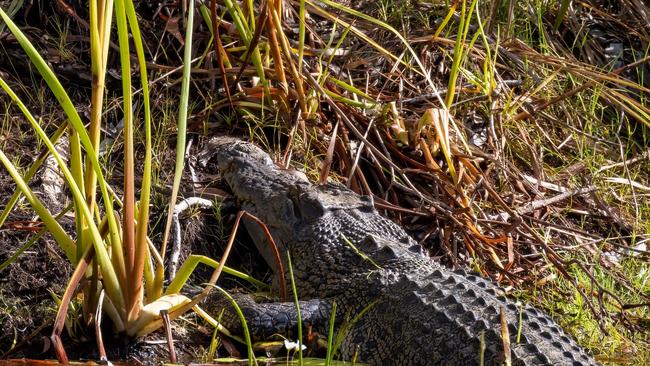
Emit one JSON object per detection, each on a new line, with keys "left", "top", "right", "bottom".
{"left": 534, "top": 257, "right": 650, "bottom": 364}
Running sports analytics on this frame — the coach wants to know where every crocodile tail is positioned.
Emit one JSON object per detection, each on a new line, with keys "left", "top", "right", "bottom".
{"left": 414, "top": 268, "right": 599, "bottom": 365}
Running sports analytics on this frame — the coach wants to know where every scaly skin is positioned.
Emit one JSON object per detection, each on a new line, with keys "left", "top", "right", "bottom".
{"left": 201, "top": 137, "right": 599, "bottom": 366}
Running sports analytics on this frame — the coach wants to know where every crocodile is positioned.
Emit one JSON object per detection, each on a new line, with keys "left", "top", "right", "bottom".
{"left": 200, "top": 136, "right": 599, "bottom": 366}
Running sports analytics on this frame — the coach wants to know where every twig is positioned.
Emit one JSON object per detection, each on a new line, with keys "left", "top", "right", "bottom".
{"left": 481, "top": 172, "right": 608, "bottom": 330}
{"left": 499, "top": 306, "right": 512, "bottom": 366}
{"left": 95, "top": 290, "right": 107, "bottom": 362}
{"left": 346, "top": 119, "right": 374, "bottom": 188}
{"left": 596, "top": 149, "right": 650, "bottom": 174}
{"left": 516, "top": 186, "right": 597, "bottom": 215}
{"left": 319, "top": 119, "right": 340, "bottom": 185}
{"left": 161, "top": 309, "right": 177, "bottom": 364}
{"left": 240, "top": 211, "right": 288, "bottom": 301}
{"left": 1, "top": 322, "right": 50, "bottom": 358}
{"left": 169, "top": 197, "right": 215, "bottom": 280}
{"left": 160, "top": 210, "right": 287, "bottom": 328}
{"left": 56, "top": 0, "right": 90, "bottom": 29}
{"left": 228, "top": 0, "right": 270, "bottom": 95}
{"left": 211, "top": 0, "right": 233, "bottom": 107}
{"left": 51, "top": 245, "right": 95, "bottom": 364}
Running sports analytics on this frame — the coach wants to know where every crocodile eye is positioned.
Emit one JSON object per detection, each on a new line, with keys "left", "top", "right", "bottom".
{"left": 360, "top": 194, "right": 374, "bottom": 204}
{"left": 408, "top": 244, "right": 424, "bottom": 254}
{"left": 289, "top": 185, "right": 325, "bottom": 222}
{"left": 357, "top": 195, "right": 375, "bottom": 212}
{"left": 297, "top": 198, "right": 325, "bottom": 222}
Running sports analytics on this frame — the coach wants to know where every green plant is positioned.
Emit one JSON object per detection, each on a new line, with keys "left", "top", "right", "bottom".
{"left": 287, "top": 252, "right": 304, "bottom": 365}
{"left": 0, "top": 1, "right": 248, "bottom": 361}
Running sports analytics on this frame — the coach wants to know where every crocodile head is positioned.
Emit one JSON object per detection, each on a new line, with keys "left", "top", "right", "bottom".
{"left": 203, "top": 137, "right": 376, "bottom": 267}
{"left": 205, "top": 137, "right": 374, "bottom": 220}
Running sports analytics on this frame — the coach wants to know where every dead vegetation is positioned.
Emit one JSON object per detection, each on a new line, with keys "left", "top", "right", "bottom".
{"left": 0, "top": 0, "right": 649, "bottom": 364}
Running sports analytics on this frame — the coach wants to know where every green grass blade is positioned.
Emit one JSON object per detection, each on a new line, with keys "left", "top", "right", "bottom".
{"left": 0, "top": 9, "right": 84, "bottom": 129}
{"left": 84, "top": 0, "right": 114, "bottom": 229}
{"left": 160, "top": 0, "right": 195, "bottom": 265}
{"left": 554, "top": 0, "right": 571, "bottom": 31}
{"left": 0, "top": 6, "right": 123, "bottom": 279}
{"left": 0, "top": 76, "right": 125, "bottom": 316}
{"left": 124, "top": 0, "right": 155, "bottom": 300}
{"left": 0, "top": 149, "right": 76, "bottom": 261}
{"left": 165, "top": 255, "right": 267, "bottom": 295}
{"left": 222, "top": 0, "right": 267, "bottom": 86}
{"left": 287, "top": 252, "right": 303, "bottom": 365}
{"left": 332, "top": 300, "right": 377, "bottom": 359}
{"left": 68, "top": 127, "right": 86, "bottom": 262}
{"left": 298, "top": 0, "right": 306, "bottom": 72}
{"left": 446, "top": 0, "right": 478, "bottom": 107}
{"left": 124, "top": 0, "right": 154, "bottom": 299}
{"left": 0, "top": 204, "right": 73, "bottom": 272}
{"left": 211, "top": 286, "right": 255, "bottom": 366}
{"left": 0, "top": 122, "right": 66, "bottom": 228}
{"left": 223, "top": 0, "right": 251, "bottom": 40}
{"left": 115, "top": 0, "right": 138, "bottom": 318}
{"left": 317, "top": 22, "right": 352, "bottom": 86}
{"left": 308, "top": 0, "right": 441, "bottom": 100}
{"left": 325, "top": 301, "right": 337, "bottom": 366}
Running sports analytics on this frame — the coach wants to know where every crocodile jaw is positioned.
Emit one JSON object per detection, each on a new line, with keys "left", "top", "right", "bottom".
{"left": 203, "top": 137, "right": 382, "bottom": 267}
